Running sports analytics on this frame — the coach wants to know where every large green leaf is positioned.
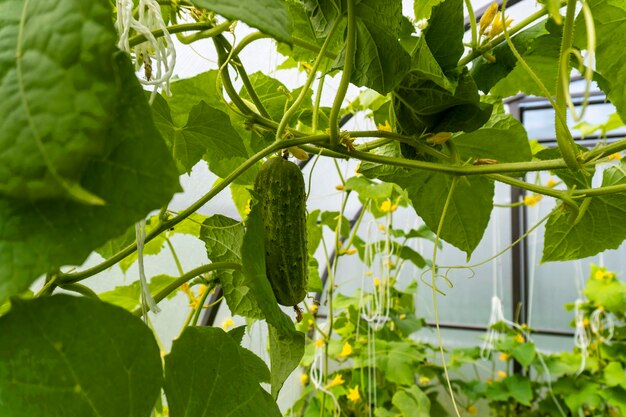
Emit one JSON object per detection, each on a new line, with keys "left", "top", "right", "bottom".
{"left": 414, "top": 0, "right": 445, "bottom": 21}
{"left": 153, "top": 96, "right": 253, "bottom": 180}
{"left": 199, "top": 215, "right": 263, "bottom": 319}
{"left": 0, "top": 54, "right": 181, "bottom": 305}
{"left": 360, "top": 147, "right": 494, "bottom": 257}
{"left": 302, "top": 0, "right": 341, "bottom": 37}
{"left": 393, "top": 385, "right": 431, "bottom": 417}
{"left": 334, "top": 0, "right": 411, "bottom": 95}
{"left": 269, "top": 325, "right": 305, "bottom": 399}
{"left": 542, "top": 161, "right": 626, "bottom": 262}
{"left": 242, "top": 203, "right": 305, "bottom": 396}
{"left": 423, "top": 0, "right": 464, "bottom": 72}
{"left": 578, "top": 0, "right": 626, "bottom": 122}
{"left": 190, "top": 0, "right": 292, "bottom": 43}
{"left": 162, "top": 70, "right": 223, "bottom": 126}
{"left": 491, "top": 21, "right": 562, "bottom": 97}
{"left": 0, "top": 0, "right": 118, "bottom": 202}
{"left": 164, "top": 327, "right": 282, "bottom": 417}
{"left": 454, "top": 112, "right": 532, "bottom": 163}
{"left": 0, "top": 295, "right": 162, "bottom": 417}
{"left": 470, "top": 21, "right": 549, "bottom": 93}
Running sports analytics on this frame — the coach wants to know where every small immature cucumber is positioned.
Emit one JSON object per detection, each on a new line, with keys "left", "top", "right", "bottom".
{"left": 254, "top": 156, "right": 308, "bottom": 307}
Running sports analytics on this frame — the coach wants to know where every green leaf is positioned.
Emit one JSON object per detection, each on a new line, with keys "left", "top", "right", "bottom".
{"left": 154, "top": 96, "right": 253, "bottom": 180}
{"left": 0, "top": 295, "right": 162, "bottom": 417}
{"left": 307, "top": 209, "right": 323, "bottom": 255}
{"left": 240, "top": 72, "right": 312, "bottom": 124}
{"left": 505, "top": 375, "right": 533, "bottom": 406}
{"left": 535, "top": 146, "right": 594, "bottom": 190}
{"left": 190, "top": 0, "right": 292, "bottom": 43}
{"left": 238, "top": 345, "right": 271, "bottom": 385}
{"left": 308, "top": 257, "right": 323, "bottom": 292}
{"left": 163, "top": 70, "right": 224, "bottom": 126}
{"left": 512, "top": 342, "right": 536, "bottom": 367}
{"left": 584, "top": 273, "right": 626, "bottom": 315}
{"left": 199, "top": 215, "right": 263, "bottom": 318}
{"left": 454, "top": 112, "right": 532, "bottom": 163}
{"left": 603, "top": 362, "right": 626, "bottom": 387}
{"left": 345, "top": 177, "right": 395, "bottom": 200}
{"left": 164, "top": 327, "right": 281, "bottom": 417}
{"left": 491, "top": 21, "right": 562, "bottom": 97}
{"left": 302, "top": 0, "right": 341, "bottom": 37}
{"left": 242, "top": 203, "right": 305, "bottom": 397}
{"left": 335, "top": 0, "right": 411, "bottom": 94}
{"left": 577, "top": 0, "right": 626, "bottom": 122}
{"left": 423, "top": 0, "right": 464, "bottom": 72}
{"left": 542, "top": 162, "right": 626, "bottom": 262}
{"left": 392, "top": 385, "right": 431, "bottom": 417}
{"left": 241, "top": 203, "right": 296, "bottom": 333}
{"left": 0, "top": 0, "right": 119, "bottom": 202}
{"left": 405, "top": 173, "right": 494, "bottom": 259}
{"left": 100, "top": 275, "right": 179, "bottom": 311}
{"left": 402, "top": 36, "right": 454, "bottom": 92}
{"left": 0, "top": 54, "right": 180, "bottom": 305}
{"left": 414, "top": 0, "right": 445, "bottom": 20}
{"left": 471, "top": 21, "right": 549, "bottom": 93}
{"left": 269, "top": 325, "right": 305, "bottom": 399}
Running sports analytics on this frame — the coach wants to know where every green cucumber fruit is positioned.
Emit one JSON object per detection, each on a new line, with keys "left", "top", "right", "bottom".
{"left": 254, "top": 156, "right": 308, "bottom": 306}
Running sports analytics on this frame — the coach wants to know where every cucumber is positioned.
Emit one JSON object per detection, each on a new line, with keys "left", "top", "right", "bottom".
{"left": 254, "top": 156, "right": 308, "bottom": 306}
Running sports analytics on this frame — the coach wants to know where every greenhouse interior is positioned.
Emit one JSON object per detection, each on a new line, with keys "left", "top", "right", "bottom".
{"left": 0, "top": 0, "right": 625, "bottom": 416}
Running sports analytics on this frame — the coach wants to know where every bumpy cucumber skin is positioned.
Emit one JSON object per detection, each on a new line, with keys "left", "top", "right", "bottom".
{"left": 254, "top": 157, "right": 308, "bottom": 306}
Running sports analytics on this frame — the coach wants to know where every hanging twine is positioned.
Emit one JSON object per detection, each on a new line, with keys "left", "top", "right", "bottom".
{"left": 116, "top": 0, "right": 176, "bottom": 99}
{"left": 135, "top": 220, "right": 161, "bottom": 314}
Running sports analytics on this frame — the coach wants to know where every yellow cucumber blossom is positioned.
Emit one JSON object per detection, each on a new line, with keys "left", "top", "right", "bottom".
{"left": 338, "top": 342, "right": 353, "bottom": 358}
{"left": 546, "top": 178, "right": 558, "bottom": 188}
{"left": 300, "top": 373, "right": 309, "bottom": 385}
{"left": 479, "top": 3, "right": 499, "bottom": 35}
{"left": 514, "top": 333, "right": 525, "bottom": 343}
{"left": 326, "top": 373, "right": 345, "bottom": 389}
{"left": 314, "top": 338, "right": 326, "bottom": 348}
{"left": 347, "top": 385, "right": 361, "bottom": 403}
{"left": 497, "top": 370, "right": 507, "bottom": 379}
{"left": 310, "top": 304, "right": 319, "bottom": 314}
{"left": 499, "top": 352, "right": 510, "bottom": 361}
{"left": 380, "top": 199, "right": 398, "bottom": 213}
{"left": 377, "top": 120, "right": 392, "bottom": 132}
{"left": 523, "top": 194, "right": 542, "bottom": 207}
{"left": 467, "top": 404, "right": 478, "bottom": 416}
{"left": 419, "top": 376, "right": 430, "bottom": 384}
{"left": 608, "top": 152, "right": 622, "bottom": 160}
{"left": 221, "top": 317, "right": 235, "bottom": 330}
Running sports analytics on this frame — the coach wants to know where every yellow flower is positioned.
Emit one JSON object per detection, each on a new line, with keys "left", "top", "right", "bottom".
{"left": 345, "top": 248, "right": 357, "bottom": 255}
{"left": 608, "top": 152, "right": 622, "bottom": 161}
{"left": 347, "top": 385, "right": 361, "bottom": 403}
{"left": 399, "top": 314, "right": 407, "bottom": 320}
{"left": 338, "top": 342, "right": 353, "bottom": 358}
{"left": 380, "top": 200, "right": 398, "bottom": 213}
{"left": 326, "top": 373, "right": 345, "bottom": 389}
{"left": 583, "top": 318, "right": 590, "bottom": 327}
{"left": 307, "top": 319, "right": 315, "bottom": 327}
{"left": 300, "top": 373, "right": 309, "bottom": 385}
{"left": 315, "top": 338, "right": 326, "bottom": 348}
{"left": 244, "top": 199, "right": 252, "bottom": 215}
{"left": 419, "top": 376, "right": 430, "bottom": 384}
{"left": 378, "top": 223, "right": 386, "bottom": 232}
{"left": 373, "top": 277, "right": 381, "bottom": 286}
{"left": 467, "top": 404, "right": 478, "bottom": 416}
{"left": 479, "top": 2, "right": 499, "bottom": 34}
{"left": 523, "top": 194, "right": 542, "bottom": 207}
{"left": 546, "top": 178, "right": 557, "bottom": 188}
{"left": 335, "top": 184, "right": 345, "bottom": 191}
{"left": 499, "top": 352, "right": 510, "bottom": 362}
{"left": 310, "top": 304, "right": 319, "bottom": 314}
{"left": 377, "top": 121, "right": 392, "bottom": 132}
{"left": 514, "top": 333, "right": 525, "bottom": 343}
{"left": 497, "top": 370, "right": 507, "bottom": 379}
{"left": 221, "top": 317, "right": 235, "bottom": 330}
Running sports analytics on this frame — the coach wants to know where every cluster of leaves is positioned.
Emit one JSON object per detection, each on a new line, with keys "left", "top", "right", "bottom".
{"left": 1, "top": 0, "right": 626, "bottom": 416}
{"left": 293, "top": 265, "right": 626, "bottom": 417}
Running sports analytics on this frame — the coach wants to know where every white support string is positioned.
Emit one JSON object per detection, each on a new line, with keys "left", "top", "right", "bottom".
{"left": 135, "top": 220, "right": 160, "bottom": 314}
{"left": 116, "top": 0, "right": 176, "bottom": 100}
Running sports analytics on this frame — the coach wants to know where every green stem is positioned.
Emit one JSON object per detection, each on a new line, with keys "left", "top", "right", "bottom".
{"left": 312, "top": 74, "right": 326, "bottom": 133}
{"left": 465, "top": 0, "right": 478, "bottom": 48}
{"left": 350, "top": 131, "right": 452, "bottom": 161}
{"left": 582, "top": 138, "right": 626, "bottom": 163}
{"left": 488, "top": 174, "right": 579, "bottom": 212}
{"left": 431, "top": 178, "right": 463, "bottom": 417}
{"left": 191, "top": 285, "right": 214, "bottom": 326}
{"left": 292, "top": 37, "right": 338, "bottom": 61}
{"left": 230, "top": 32, "right": 271, "bottom": 57}
{"left": 132, "top": 263, "right": 239, "bottom": 317}
{"left": 213, "top": 36, "right": 254, "bottom": 116}
{"left": 571, "top": 183, "right": 626, "bottom": 197}
{"left": 554, "top": 0, "right": 583, "bottom": 170}
{"left": 458, "top": 5, "right": 554, "bottom": 67}
{"left": 59, "top": 135, "right": 328, "bottom": 284}
{"left": 165, "top": 238, "right": 185, "bottom": 276}
{"left": 35, "top": 273, "right": 60, "bottom": 297}
{"left": 58, "top": 283, "right": 100, "bottom": 299}
{"left": 128, "top": 21, "right": 231, "bottom": 48}
{"left": 276, "top": 18, "right": 340, "bottom": 141}
{"left": 329, "top": 0, "right": 356, "bottom": 146}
